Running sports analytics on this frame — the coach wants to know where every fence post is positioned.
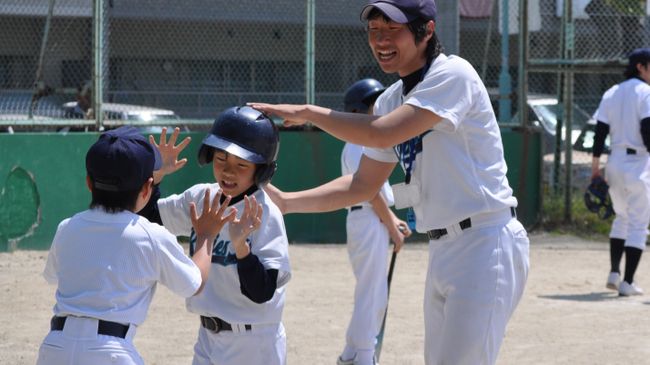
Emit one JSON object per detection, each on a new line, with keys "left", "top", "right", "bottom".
{"left": 305, "top": 0, "right": 315, "bottom": 105}
{"left": 92, "top": 0, "right": 104, "bottom": 130}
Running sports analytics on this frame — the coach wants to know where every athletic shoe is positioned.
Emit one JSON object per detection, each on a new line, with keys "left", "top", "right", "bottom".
{"left": 606, "top": 272, "right": 620, "bottom": 291}
{"left": 619, "top": 281, "right": 644, "bottom": 296}
{"left": 337, "top": 356, "right": 355, "bottom": 365}
{"left": 337, "top": 355, "right": 378, "bottom": 365}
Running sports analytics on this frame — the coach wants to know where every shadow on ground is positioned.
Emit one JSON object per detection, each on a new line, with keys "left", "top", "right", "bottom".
{"left": 538, "top": 292, "right": 620, "bottom": 302}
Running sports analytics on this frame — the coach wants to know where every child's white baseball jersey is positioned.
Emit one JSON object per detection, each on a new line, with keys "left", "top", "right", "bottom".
{"left": 364, "top": 53, "right": 530, "bottom": 365}
{"left": 340, "top": 142, "right": 394, "bottom": 353}
{"left": 157, "top": 183, "right": 291, "bottom": 365}
{"left": 37, "top": 209, "right": 202, "bottom": 365}
{"left": 594, "top": 78, "right": 650, "bottom": 249}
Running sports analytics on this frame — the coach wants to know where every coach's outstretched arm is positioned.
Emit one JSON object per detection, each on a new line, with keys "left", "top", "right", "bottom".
{"left": 265, "top": 156, "right": 395, "bottom": 215}
{"left": 248, "top": 102, "right": 442, "bottom": 148}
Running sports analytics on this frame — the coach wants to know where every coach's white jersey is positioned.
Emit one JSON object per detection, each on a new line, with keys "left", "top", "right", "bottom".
{"left": 341, "top": 143, "right": 394, "bottom": 208}
{"left": 594, "top": 78, "right": 650, "bottom": 152}
{"left": 43, "top": 209, "right": 202, "bottom": 326}
{"left": 158, "top": 183, "right": 291, "bottom": 325}
{"left": 364, "top": 53, "right": 517, "bottom": 232}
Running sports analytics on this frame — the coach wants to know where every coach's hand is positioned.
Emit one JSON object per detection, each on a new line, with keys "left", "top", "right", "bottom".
{"left": 150, "top": 127, "right": 192, "bottom": 184}
{"left": 229, "top": 195, "right": 263, "bottom": 259}
{"left": 248, "top": 103, "right": 311, "bottom": 128}
{"left": 262, "top": 184, "right": 287, "bottom": 214}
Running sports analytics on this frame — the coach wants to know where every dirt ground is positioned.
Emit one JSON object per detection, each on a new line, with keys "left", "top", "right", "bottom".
{"left": 2, "top": 233, "right": 650, "bottom": 365}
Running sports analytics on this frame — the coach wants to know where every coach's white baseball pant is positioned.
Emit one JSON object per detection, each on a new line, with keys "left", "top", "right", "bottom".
{"left": 344, "top": 207, "right": 390, "bottom": 353}
{"left": 424, "top": 212, "right": 529, "bottom": 365}
{"left": 36, "top": 316, "right": 141, "bottom": 365}
{"left": 192, "top": 322, "right": 286, "bottom": 365}
{"left": 606, "top": 150, "right": 650, "bottom": 250}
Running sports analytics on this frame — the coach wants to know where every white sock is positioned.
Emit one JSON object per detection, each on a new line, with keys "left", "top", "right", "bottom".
{"left": 340, "top": 345, "right": 355, "bottom": 361}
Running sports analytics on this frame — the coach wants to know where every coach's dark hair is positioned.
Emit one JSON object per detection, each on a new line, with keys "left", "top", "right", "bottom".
{"left": 89, "top": 183, "right": 141, "bottom": 213}
{"left": 366, "top": 8, "right": 443, "bottom": 63}
{"left": 624, "top": 60, "right": 648, "bottom": 80}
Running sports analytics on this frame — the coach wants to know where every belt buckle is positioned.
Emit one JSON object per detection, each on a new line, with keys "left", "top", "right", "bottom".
{"left": 427, "top": 229, "right": 445, "bottom": 240}
{"left": 204, "top": 317, "right": 221, "bottom": 334}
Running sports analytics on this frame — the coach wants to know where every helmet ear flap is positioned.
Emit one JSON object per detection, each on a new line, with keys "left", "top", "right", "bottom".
{"left": 254, "top": 162, "right": 277, "bottom": 186}
{"left": 197, "top": 145, "right": 214, "bottom": 166}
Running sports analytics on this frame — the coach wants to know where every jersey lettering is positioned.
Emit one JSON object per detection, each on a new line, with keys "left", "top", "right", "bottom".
{"left": 189, "top": 229, "right": 252, "bottom": 266}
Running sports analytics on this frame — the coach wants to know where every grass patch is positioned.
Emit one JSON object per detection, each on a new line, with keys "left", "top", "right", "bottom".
{"left": 539, "top": 191, "right": 612, "bottom": 240}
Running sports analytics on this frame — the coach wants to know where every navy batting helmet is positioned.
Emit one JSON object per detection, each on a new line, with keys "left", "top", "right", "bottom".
{"left": 344, "top": 78, "right": 385, "bottom": 113}
{"left": 584, "top": 176, "right": 614, "bottom": 220}
{"left": 198, "top": 106, "right": 279, "bottom": 185}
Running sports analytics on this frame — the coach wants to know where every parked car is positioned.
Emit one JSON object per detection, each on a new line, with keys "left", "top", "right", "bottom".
{"left": 491, "top": 92, "right": 611, "bottom": 188}
{"left": 63, "top": 101, "right": 179, "bottom": 122}
{"left": 61, "top": 101, "right": 184, "bottom": 133}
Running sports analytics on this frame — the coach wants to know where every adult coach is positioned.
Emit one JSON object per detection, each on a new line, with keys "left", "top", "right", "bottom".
{"left": 592, "top": 48, "right": 650, "bottom": 297}
{"left": 250, "top": 1, "right": 530, "bottom": 364}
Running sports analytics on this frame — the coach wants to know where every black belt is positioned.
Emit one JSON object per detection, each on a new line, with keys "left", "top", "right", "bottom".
{"left": 426, "top": 207, "right": 516, "bottom": 240}
{"left": 200, "top": 316, "right": 251, "bottom": 333}
{"left": 627, "top": 148, "right": 637, "bottom": 155}
{"left": 50, "top": 316, "right": 129, "bottom": 339}
{"left": 350, "top": 206, "right": 363, "bottom": 211}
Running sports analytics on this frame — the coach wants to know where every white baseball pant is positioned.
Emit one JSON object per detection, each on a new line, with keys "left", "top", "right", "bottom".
{"left": 36, "top": 316, "right": 141, "bottom": 365}
{"left": 424, "top": 210, "right": 529, "bottom": 365}
{"left": 606, "top": 150, "right": 650, "bottom": 249}
{"left": 191, "top": 322, "right": 286, "bottom": 365}
{"left": 344, "top": 207, "right": 390, "bottom": 352}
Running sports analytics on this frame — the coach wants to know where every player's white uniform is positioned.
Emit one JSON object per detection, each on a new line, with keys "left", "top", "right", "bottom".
{"left": 157, "top": 183, "right": 291, "bottom": 365}
{"left": 340, "top": 143, "right": 395, "bottom": 354}
{"left": 37, "top": 209, "right": 202, "bottom": 365}
{"left": 364, "top": 54, "right": 530, "bottom": 365}
{"left": 594, "top": 78, "right": 650, "bottom": 250}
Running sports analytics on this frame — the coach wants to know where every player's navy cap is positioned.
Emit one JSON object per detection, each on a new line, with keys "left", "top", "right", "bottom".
{"left": 86, "top": 126, "right": 161, "bottom": 192}
{"left": 361, "top": 0, "right": 437, "bottom": 23}
{"left": 628, "top": 48, "right": 650, "bottom": 66}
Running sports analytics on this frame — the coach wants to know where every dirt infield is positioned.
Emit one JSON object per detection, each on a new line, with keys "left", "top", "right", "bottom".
{"left": 2, "top": 233, "right": 650, "bottom": 365}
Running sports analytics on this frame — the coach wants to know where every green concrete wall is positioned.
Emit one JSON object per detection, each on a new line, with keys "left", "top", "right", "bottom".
{"left": 0, "top": 128, "right": 540, "bottom": 251}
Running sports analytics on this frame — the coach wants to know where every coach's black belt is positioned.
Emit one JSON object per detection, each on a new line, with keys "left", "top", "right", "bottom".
{"left": 426, "top": 207, "right": 516, "bottom": 240}
{"left": 50, "top": 316, "right": 129, "bottom": 338}
{"left": 350, "top": 205, "right": 363, "bottom": 211}
{"left": 200, "top": 315, "right": 251, "bottom": 333}
{"left": 627, "top": 148, "right": 637, "bottom": 155}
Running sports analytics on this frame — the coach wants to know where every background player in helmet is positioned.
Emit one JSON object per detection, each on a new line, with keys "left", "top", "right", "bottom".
{"left": 338, "top": 78, "right": 411, "bottom": 365}
{"left": 141, "top": 106, "right": 291, "bottom": 365}
{"left": 591, "top": 47, "right": 650, "bottom": 297}
{"left": 250, "top": 0, "right": 529, "bottom": 364}
{"left": 37, "top": 126, "right": 231, "bottom": 365}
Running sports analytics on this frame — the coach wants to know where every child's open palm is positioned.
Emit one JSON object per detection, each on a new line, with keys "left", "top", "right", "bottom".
{"left": 190, "top": 189, "right": 236, "bottom": 241}
{"left": 229, "top": 195, "right": 263, "bottom": 258}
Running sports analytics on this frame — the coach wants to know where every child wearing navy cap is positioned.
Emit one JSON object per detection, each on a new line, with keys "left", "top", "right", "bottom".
{"left": 35, "top": 126, "right": 255, "bottom": 365}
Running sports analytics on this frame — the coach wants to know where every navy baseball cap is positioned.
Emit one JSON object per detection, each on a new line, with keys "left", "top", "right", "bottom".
{"left": 86, "top": 126, "right": 162, "bottom": 192}
{"left": 628, "top": 48, "right": 650, "bottom": 66}
{"left": 361, "top": 0, "right": 437, "bottom": 23}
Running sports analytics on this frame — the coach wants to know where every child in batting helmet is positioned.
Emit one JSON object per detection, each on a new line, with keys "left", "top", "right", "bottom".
{"left": 198, "top": 106, "right": 280, "bottom": 187}
{"left": 141, "top": 107, "right": 291, "bottom": 365}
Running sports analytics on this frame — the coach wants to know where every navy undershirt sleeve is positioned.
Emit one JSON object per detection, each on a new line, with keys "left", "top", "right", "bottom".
{"left": 237, "top": 253, "right": 278, "bottom": 304}
{"left": 641, "top": 117, "right": 650, "bottom": 152}
{"left": 592, "top": 121, "right": 609, "bottom": 157}
{"left": 138, "top": 184, "right": 163, "bottom": 225}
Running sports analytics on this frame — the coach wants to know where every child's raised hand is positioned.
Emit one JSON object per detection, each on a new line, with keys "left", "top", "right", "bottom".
{"left": 150, "top": 127, "right": 192, "bottom": 184}
{"left": 190, "top": 189, "right": 236, "bottom": 241}
{"left": 229, "top": 195, "right": 263, "bottom": 258}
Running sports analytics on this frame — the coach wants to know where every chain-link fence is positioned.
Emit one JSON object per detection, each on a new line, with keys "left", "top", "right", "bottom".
{"left": 0, "top": 0, "right": 397, "bottom": 131}
{"left": 2, "top": 0, "right": 647, "bottom": 222}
